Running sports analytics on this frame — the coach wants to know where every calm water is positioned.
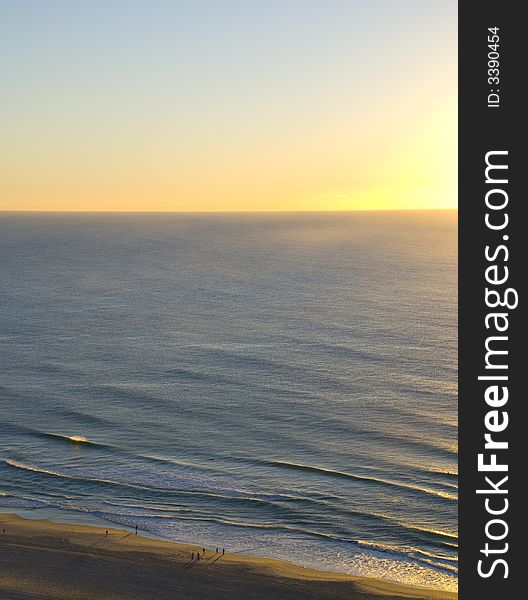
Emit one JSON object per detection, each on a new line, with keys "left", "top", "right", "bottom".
{"left": 0, "top": 212, "right": 457, "bottom": 591}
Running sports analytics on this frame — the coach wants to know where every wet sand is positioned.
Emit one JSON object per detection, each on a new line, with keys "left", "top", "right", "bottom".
{"left": 0, "top": 513, "right": 456, "bottom": 600}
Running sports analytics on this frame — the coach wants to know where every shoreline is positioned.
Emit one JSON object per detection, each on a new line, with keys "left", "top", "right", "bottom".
{"left": 1, "top": 512, "right": 456, "bottom": 600}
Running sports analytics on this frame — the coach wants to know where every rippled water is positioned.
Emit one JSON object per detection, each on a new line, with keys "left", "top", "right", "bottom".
{"left": 0, "top": 211, "right": 457, "bottom": 591}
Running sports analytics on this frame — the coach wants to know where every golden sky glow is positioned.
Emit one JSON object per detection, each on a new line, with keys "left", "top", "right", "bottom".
{"left": 0, "top": 1, "right": 457, "bottom": 212}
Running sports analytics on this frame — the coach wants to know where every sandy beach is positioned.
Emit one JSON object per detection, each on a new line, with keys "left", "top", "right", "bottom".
{"left": 0, "top": 513, "right": 455, "bottom": 600}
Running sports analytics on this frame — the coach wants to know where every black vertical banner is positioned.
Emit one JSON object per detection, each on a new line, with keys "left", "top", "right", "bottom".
{"left": 459, "top": 2, "right": 523, "bottom": 599}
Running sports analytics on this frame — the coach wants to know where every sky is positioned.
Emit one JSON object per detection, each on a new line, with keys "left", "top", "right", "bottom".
{"left": 0, "top": 0, "right": 457, "bottom": 212}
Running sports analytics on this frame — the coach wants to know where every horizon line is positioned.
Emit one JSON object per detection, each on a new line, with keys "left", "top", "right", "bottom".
{"left": 0, "top": 208, "right": 458, "bottom": 214}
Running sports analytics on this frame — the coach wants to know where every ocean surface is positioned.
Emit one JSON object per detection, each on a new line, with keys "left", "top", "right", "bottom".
{"left": 0, "top": 211, "right": 457, "bottom": 591}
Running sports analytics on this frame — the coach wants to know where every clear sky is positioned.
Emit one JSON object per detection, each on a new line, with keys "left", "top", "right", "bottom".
{"left": 0, "top": 0, "right": 457, "bottom": 212}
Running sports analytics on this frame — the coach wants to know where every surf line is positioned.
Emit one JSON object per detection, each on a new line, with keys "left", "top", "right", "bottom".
{"left": 475, "top": 151, "right": 518, "bottom": 580}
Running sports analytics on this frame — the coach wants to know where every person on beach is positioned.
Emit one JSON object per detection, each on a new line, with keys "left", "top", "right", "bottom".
{"left": 197, "top": 552, "right": 200, "bottom": 562}
{"left": 216, "top": 547, "right": 218, "bottom": 553}
{"left": 222, "top": 548, "right": 225, "bottom": 555}
{"left": 191, "top": 551, "right": 194, "bottom": 560}
{"left": 135, "top": 525, "right": 138, "bottom": 535}
{"left": 105, "top": 530, "right": 108, "bottom": 537}
{"left": 202, "top": 547, "right": 205, "bottom": 554}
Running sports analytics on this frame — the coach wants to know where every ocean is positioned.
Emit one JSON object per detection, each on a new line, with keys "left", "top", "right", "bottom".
{"left": 0, "top": 211, "right": 457, "bottom": 591}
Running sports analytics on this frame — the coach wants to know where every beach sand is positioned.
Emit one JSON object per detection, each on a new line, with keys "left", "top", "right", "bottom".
{"left": 0, "top": 513, "right": 456, "bottom": 600}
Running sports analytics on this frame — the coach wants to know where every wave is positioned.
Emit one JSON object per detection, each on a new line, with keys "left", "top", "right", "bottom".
{"left": 4, "top": 459, "right": 73, "bottom": 478}
{"left": 87, "top": 508, "right": 457, "bottom": 576}
{"left": 97, "top": 507, "right": 458, "bottom": 562}
{"left": 2, "top": 455, "right": 458, "bottom": 587}
{"left": 0, "top": 486, "right": 457, "bottom": 577}
{"left": 2, "top": 458, "right": 278, "bottom": 505}
{"left": 255, "top": 459, "right": 457, "bottom": 501}
{"left": 356, "top": 540, "right": 458, "bottom": 565}
{"left": 1, "top": 458, "right": 359, "bottom": 517}
{"left": 0, "top": 492, "right": 49, "bottom": 509}
{"left": 1, "top": 422, "right": 224, "bottom": 476}
{"left": 413, "top": 465, "right": 458, "bottom": 486}
{"left": 1, "top": 422, "right": 458, "bottom": 499}
{"left": 2, "top": 456, "right": 457, "bottom": 560}
{"left": 2, "top": 457, "right": 458, "bottom": 541}
{"left": 29, "top": 426, "right": 460, "bottom": 498}
{"left": 0, "top": 423, "right": 107, "bottom": 449}
{"left": 1, "top": 459, "right": 152, "bottom": 493}
{"left": 419, "top": 557, "right": 459, "bottom": 574}
{"left": 41, "top": 433, "right": 94, "bottom": 445}
{"left": 97, "top": 497, "right": 457, "bottom": 549}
